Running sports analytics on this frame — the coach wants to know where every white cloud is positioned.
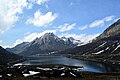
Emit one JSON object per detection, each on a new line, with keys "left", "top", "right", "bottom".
{"left": 61, "top": 33, "right": 100, "bottom": 43}
{"left": 28, "top": 0, "right": 48, "bottom": 5}
{"left": 104, "top": 16, "right": 114, "bottom": 21}
{"left": 2, "top": 29, "right": 99, "bottom": 48}
{"left": 35, "top": 0, "right": 48, "bottom": 5}
{"left": 0, "top": 0, "right": 29, "bottom": 34}
{"left": 27, "top": 3, "right": 33, "bottom": 9}
{"left": 26, "top": 10, "right": 57, "bottom": 27}
{"left": 24, "top": 32, "right": 31, "bottom": 36}
{"left": 1, "top": 30, "right": 56, "bottom": 48}
{"left": 79, "top": 25, "right": 88, "bottom": 30}
{"left": 12, "top": 30, "right": 56, "bottom": 47}
{"left": 89, "top": 16, "right": 115, "bottom": 28}
{"left": 0, "top": 0, "right": 49, "bottom": 34}
{"left": 89, "top": 20, "right": 104, "bottom": 28}
{"left": 0, "top": 40, "right": 10, "bottom": 48}
{"left": 7, "top": 30, "right": 99, "bottom": 48}
{"left": 58, "top": 23, "right": 76, "bottom": 32}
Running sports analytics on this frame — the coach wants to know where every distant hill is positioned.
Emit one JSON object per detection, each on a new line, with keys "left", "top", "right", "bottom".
{"left": 0, "top": 46, "right": 23, "bottom": 65}
{"left": 58, "top": 19, "right": 120, "bottom": 63}
{"left": 7, "top": 33, "right": 82, "bottom": 56}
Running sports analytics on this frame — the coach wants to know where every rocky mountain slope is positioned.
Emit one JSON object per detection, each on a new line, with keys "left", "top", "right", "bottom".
{"left": 96, "top": 19, "right": 120, "bottom": 40}
{"left": 7, "top": 33, "right": 82, "bottom": 56}
{"left": 0, "top": 46, "right": 23, "bottom": 65}
{"left": 58, "top": 19, "right": 120, "bottom": 64}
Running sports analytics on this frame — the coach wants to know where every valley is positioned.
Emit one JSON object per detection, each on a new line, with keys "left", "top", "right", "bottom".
{"left": 0, "top": 17, "right": 120, "bottom": 80}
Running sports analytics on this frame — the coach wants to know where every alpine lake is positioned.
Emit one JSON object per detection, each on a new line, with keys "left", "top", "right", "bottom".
{"left": 14, "top": 55, "right": 120, "bottom": 73}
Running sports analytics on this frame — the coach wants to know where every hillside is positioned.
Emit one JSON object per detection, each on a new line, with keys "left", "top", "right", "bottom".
{"left": 58, "top": 19, "right": 120, "bottom": 64}
{"left": 0, "top": 46, "right": 23, "bottom": 65}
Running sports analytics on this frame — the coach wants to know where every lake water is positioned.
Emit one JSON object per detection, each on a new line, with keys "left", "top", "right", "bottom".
{"left": 15, "top": 55, "right": 120, "bottom": 73}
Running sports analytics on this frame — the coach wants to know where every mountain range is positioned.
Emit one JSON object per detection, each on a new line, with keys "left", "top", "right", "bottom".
{"left": 58, "top": 19, "right": 120, "bottom": 64}
{"left": 7, "top": 33, "right": 82, "bottom": 56}
{"left": 3, "top": 19, "right": 120, "bottom": 65}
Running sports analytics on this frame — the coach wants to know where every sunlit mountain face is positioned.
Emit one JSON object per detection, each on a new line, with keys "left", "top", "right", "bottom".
{"left": 7, "top": 33, "right": 82, "bottom": 56}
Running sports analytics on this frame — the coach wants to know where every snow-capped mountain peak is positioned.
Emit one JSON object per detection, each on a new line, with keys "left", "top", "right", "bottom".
{"left": 41, "top": 33, "right": 59, "bottom": 40}
{"left": 61, "top": 37, "right": 83, "bottom": 46}
{"left": 7, "top": 33, "right": 83, "bottom": 56}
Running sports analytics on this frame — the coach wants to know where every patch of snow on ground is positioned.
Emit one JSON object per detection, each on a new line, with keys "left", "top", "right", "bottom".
{"left": 23, "top": 71, "right": 40, "bottom": 77}
{"left": 70, "top": 72, "right": 76, "bottom": 77}
{"left": 61, "top": 73, "right": 65, "bottom": 76}
{"left": 7, "top": 74, "right": 12, "bottom": 76}
{"left": 36, "top": 67, "right": 52, "bottom": 71}
{"left": 14, "top": 63, "right": 23, "bottom": 66}
{"left": 0, "top": 75, "right": 2, "bottom": 77}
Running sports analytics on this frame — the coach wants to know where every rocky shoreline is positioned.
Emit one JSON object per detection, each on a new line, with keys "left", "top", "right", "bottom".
{"left": 0, "top": 64, "right": 120, "bottom": 80}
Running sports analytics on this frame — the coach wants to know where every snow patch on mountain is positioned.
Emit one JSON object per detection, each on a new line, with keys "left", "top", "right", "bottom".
{"left": 61, "top": 37, "right": 82, "bottom": 46}
{"left": 113, "top": 44, "right": 120, "bottom": 52}
{"left": 92, "top": 50, "right": 104, "bottom": 54}
{"left": 105, "top": 47, "right": 109, "bottom": 50}
{"left": 98, "top": 42, "right": 107, "bottom": 48}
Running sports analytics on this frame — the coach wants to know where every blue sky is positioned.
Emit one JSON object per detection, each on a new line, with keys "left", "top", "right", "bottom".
{"left": 0, "top": 0, "right": 120, "bottom": 48}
